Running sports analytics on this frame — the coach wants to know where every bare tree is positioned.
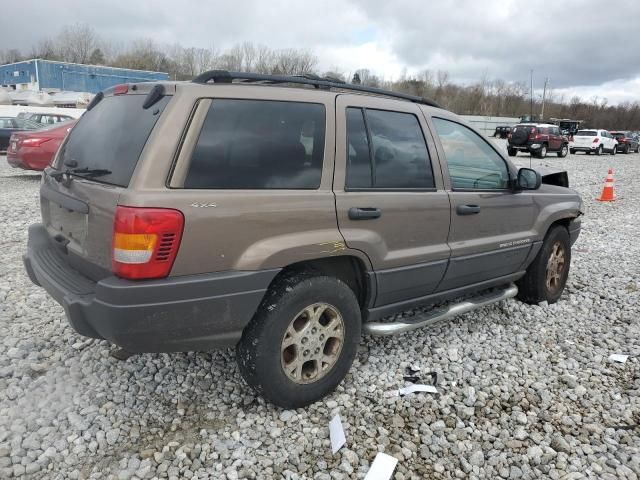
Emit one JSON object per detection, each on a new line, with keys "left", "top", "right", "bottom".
{"left": 30, "top": 39, "right": 59, "bottom": 60}
{"left": 0, "top": 49, "right": 23, "bottom": 64}
{"left": 56, "top": 23, "right": 98, "bottom": 64}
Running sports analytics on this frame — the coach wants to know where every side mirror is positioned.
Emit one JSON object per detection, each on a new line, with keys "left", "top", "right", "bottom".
{"left": 517, "top": 168, "right": 542, "bottom": 190}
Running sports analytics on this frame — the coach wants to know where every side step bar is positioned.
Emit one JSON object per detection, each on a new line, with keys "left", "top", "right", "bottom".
{"left": 363, "top": 284, "right": 518, "bottom": 336}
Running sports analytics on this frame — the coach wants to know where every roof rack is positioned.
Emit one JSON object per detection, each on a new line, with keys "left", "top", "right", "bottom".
{"left": 191, "top": 70, "right": 441, "bottom": 108}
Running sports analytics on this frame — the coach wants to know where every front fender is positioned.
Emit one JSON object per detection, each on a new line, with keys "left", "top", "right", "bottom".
{"left": 531, "top": 190, "right": 582, "bottom": 240}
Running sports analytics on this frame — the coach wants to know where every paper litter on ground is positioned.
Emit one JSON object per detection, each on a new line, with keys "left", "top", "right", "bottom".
{"left": 609, "top": 354, "right": 629, "bottom": 363}
{"left": 329, "top": 414, "right": 346, "bottom": 454}
{"left": 364, "top": 452, "right": 399, "bottom": 480}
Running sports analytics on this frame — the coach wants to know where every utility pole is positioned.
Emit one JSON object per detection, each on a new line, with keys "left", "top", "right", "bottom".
{"left": 541, "top": 77, "right": 549, "bottom": 121}
{"left": 530, "top": 69, "right": 534, "bottom": 121}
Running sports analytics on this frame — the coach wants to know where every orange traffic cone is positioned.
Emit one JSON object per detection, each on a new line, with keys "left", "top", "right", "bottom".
{"left": 596, "top": 168, "right": 616, "bottom": 202}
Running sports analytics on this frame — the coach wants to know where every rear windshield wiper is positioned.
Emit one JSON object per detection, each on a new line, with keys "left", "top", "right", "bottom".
{"left": 67, "top": 167, "right": 112, "bottom": 178}
{"left": 50, "top": 167, "right": 112, "bottom": 182}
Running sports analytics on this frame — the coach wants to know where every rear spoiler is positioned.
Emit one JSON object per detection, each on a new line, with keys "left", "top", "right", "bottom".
{"left": 87, "top": 83, "right": 171, "bottom": 111}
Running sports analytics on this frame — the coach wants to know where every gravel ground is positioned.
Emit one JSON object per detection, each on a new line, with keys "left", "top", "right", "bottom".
{"left": 0, "top": 145, "right": 639, "bottom": 480}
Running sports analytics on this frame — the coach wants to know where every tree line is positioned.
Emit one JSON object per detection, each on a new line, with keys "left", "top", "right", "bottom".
{"left": 1, "top": 23, "right": 638, "bottom": 130}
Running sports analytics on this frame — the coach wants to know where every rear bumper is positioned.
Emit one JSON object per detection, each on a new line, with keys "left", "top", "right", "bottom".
{"left": 7, "top": 149, "right": 48, "bottom": 171}
{"left": 570, "top": 146, "right": 597, "bottom": 152}
{"left": 509, "top": 144, "right": 542, "bottom": 151}
{"left": 6, "top": 152, "right": 29, "bottom": 169}
{"left": 23, "top": 224, "right": 279, "bottom": 352}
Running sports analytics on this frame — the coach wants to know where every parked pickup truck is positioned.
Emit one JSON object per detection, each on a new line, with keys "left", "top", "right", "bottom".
{"left": 23, "top": 73, "right": 583, "bottom": 408}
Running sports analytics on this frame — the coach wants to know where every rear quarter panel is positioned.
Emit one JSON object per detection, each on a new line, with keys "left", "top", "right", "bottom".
{"left": 121, "top": 85, "right": 364, "bottom": 275}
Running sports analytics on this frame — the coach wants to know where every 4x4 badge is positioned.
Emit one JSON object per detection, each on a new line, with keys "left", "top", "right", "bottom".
{"left": 190, "top": 202, "right": 217, "bottom": 208}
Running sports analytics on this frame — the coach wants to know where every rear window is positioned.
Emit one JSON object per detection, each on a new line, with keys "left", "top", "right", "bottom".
{"left": 612, "top": 132, "right": 625, "bottom": 138}
{"left": 57, "top": 94, "right": 169, "bottom": 187}
{"left": 184, "top": 99, "right": 325, "bottom": 189}
{"left": 576, "top": 130, "right": 597, "bottom": 136}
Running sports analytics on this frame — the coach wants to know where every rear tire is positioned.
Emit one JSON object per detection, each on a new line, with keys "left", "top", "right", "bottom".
{"left": 569, "top": 148, "right": 576, "bottom": 155}
{"left": 624, "top": 145, "right": 630, "bottom": 154}
{"left": 557, "top": 144, "right": 568, "bottom": 158}
{"left": 236, "top": 273, "right": 361, "bottom": 408}
{"left": 636, "top": 144, "right": 639, "bottom": 153}
{"left": 507, "top": 147, "right": 517, "bottom": 157}
{"left": 536, "top": 144, "right": 548, "bottom": 158}
{"left": 516, "top": 226, "right": 571, "bottom": 304}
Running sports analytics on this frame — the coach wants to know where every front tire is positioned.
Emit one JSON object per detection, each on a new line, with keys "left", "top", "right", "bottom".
{"left": 236, "top": 273, "right": 361, "bottom": 408}
{"left": 569, "top": 148, "right": 576, "bottom": 155}
{"left": 595, "top": 144, "right": 604, "bottom": 156}
{"left": 507, "top": 147, "right": 517, "bottom": 157}
{"left": 610, "top": 146, "right": 616, "bottom": 156}
{"left": 516, "top": 226, "right": 571, "bottom": 304}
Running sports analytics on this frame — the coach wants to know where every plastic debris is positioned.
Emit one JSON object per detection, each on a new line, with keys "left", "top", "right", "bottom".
{"left": 389, "top": 384, "right": 438, "bottom": 396}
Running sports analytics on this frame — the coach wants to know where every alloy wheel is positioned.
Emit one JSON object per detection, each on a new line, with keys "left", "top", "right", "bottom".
{"left": 280, "top": 303, "right": 345, "bottom": 384}
{"left": 546, "top": 241, "right": 566, "bottom": 294}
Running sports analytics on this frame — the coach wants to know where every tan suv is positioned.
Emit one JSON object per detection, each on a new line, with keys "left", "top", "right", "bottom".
{"left": 24, "top": 71, "right": 583, "bottom": 408}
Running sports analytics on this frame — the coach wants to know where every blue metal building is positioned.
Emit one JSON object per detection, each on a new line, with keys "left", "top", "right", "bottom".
{"left": 0, "top": 59, "right": 169, "bottom": 93}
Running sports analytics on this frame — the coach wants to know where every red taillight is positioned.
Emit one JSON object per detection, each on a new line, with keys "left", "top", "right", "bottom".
{"left": 593, "top": 138, "right": 600, "bottom": 143}
{"left": 112, "top": 206, "right": 184, "bottom": 280}
{"left": 22, "top": 137, "right": 51, "bottom": 147}
{"left": 113, "top": 84, "right": 129, "bottom": 95}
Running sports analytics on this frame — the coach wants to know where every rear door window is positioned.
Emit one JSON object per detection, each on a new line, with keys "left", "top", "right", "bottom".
{"left": 184, "top": 99, "right": 325, "bottom": 189}
{"left": 58, "top": 94, "right": 169, "bottom": 187}
{"left": 345, "top": 107, "right": 434, "bottom": 189}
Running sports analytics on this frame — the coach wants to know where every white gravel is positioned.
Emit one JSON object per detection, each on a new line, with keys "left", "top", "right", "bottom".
{"left": 0, "top": 147, "right": 639, "bottom": 480}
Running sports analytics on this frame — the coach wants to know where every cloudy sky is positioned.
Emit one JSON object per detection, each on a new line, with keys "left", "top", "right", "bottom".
{"left": 4, "top": 0, "right": 640, "bottom": 104}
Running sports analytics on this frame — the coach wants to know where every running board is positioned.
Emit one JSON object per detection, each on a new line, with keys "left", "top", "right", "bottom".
{"left": 363, "top": 284, "right": 518, "bottom": 336}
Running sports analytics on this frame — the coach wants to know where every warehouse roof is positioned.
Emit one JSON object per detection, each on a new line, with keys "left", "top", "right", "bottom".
{"left": 0, "top": 59, "right": 168, "bottom": 75}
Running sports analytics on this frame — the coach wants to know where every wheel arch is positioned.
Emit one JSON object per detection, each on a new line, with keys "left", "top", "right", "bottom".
{"left": 265, "top": 255, "right": 373, "bottom": 311}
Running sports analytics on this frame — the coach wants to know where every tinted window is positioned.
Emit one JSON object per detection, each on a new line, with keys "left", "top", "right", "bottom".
{"left": 58, "top": 94, "right": 169, "bottom": 187}
{"left": 345, "top": 108, "right": 433, "bottom": 189}
{"left": 185, "top": 100, "right": 325, "bottom": 189}
{"left": 346, "top": 108, "right": 372, "bottom": 188}
{"left": 576, "top": 130, "right": 597, "bottom": 136}
{"left": 0, "top": 118, "right": 16, "bottom": 128}
{"left": 366, "top": 110, "right": 433, "bottom": 188}
{"left": 432, "top": 117, "right": 509, "bottom": 190}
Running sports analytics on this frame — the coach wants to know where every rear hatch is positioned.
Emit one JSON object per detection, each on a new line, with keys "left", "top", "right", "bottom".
{"left": 572, "top": 130, "right": 597, "bottom": 147}
{"left": 41, "top": 88, "right": 170, "bottom": 280}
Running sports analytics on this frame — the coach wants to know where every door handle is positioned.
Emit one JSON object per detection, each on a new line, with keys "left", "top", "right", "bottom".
{"left": 349, "top": 207, "right": 382, "bottom": 220}
{"left": 456, "top": 204, "right": 481, "bottom": 215}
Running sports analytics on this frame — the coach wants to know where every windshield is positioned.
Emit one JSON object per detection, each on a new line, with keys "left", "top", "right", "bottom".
{"left": 57, "top": 94, "right": 169, "bottom": 186}
{"left": 576, "top": 130, "right": 597, "bottom": 136}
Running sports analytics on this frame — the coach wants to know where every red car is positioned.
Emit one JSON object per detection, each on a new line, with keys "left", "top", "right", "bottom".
{"left": 6, "top": 120, "right": 76, "bottom": 171}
